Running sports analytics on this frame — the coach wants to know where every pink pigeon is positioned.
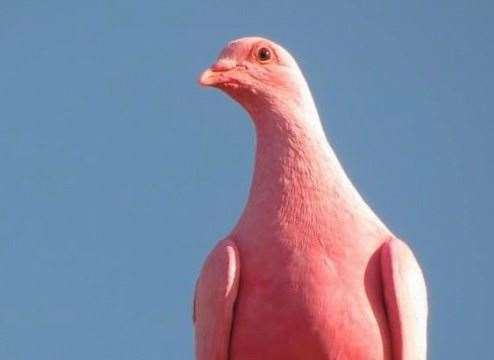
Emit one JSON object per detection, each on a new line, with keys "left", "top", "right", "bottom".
{"left": 194, "top": 37, "right": 428, "bottom": 360}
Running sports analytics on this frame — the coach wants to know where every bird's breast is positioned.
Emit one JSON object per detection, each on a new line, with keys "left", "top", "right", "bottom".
{"left": 229, "top": 230, "right": 391, "bottom": 360}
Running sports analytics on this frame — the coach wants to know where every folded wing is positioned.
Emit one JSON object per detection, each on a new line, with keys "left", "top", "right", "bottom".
{"left": 381, "top": 238, "right": 428, "bottom": 360}
{"left": 194, "top": 239, "right": 240, "bottom": 360}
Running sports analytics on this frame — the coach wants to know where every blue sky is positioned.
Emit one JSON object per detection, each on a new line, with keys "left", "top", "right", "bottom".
{"left": 1, "top": 1, "right": 493, "bottom": 359}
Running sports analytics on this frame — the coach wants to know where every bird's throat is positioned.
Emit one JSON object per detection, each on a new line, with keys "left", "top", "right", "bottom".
{"left": 236, "top": 101, "right": 356, "bottom": 233}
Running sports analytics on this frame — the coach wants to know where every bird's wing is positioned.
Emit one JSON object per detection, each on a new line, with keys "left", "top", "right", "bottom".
{"left": 380, "top": 237, "right": 428, "bottom": 360}
{"left": 193, "top": 238, "right": 240, "bottom": 360}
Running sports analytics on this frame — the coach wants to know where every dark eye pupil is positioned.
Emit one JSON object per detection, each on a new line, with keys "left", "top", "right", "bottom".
{"left": 258, "top": 48, "right": 271, "bottom": 61}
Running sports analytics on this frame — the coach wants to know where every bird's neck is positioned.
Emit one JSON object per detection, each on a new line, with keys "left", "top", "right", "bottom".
{"left": 234, "top": 96, "right": 386, "bottom": 239}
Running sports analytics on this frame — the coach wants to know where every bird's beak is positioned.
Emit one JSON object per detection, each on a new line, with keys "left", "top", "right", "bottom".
{"left": 198, "top": 61, "right": 238, "bottom": 87}
{"left": 198, "top": 68, "right": 219, "bottom": 86}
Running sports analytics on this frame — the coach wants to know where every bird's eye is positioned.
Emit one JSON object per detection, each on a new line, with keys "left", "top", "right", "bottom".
{"left": 257, "top": 47, "right": 271, "bottom": 62}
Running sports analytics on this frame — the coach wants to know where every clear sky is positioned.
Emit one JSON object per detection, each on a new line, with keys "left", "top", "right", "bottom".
{"left": 1, "top": 1, "right": 492, "bottom": 359}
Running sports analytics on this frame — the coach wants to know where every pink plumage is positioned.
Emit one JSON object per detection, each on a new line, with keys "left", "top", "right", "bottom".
{"left": 194, "top": 37, "right": 427, "bottom": 360}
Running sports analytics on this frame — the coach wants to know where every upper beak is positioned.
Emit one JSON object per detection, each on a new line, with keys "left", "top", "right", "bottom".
{"left": 198, "top": 61, "right": 237, "bottom": 87}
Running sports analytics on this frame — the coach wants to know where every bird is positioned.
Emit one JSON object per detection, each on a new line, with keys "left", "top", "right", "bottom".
{"left": 193, "top": 37, "right": 427, "bottom": 360}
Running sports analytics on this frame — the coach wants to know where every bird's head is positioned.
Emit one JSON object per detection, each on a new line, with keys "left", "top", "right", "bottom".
{"left": 199, "top": 37, "right": 312, "bottom": 118}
